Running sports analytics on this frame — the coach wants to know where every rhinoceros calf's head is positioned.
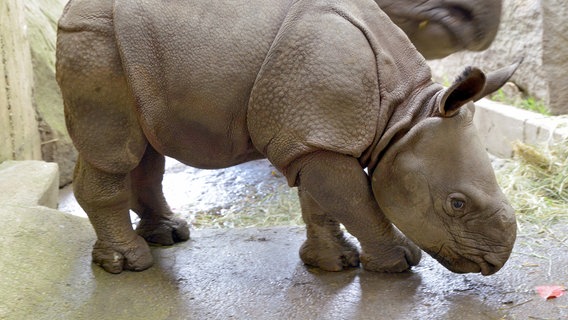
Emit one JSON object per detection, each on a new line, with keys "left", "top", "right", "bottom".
{"left": 372, "top": 64, "right": 518, "bottom": 275}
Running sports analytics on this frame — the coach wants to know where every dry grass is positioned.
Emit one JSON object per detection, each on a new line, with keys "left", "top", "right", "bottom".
{"left": 189, "top": 139, "right": 568, "bottom": 232}
{"left": 495, "top": 139, "right": 568, "bottom": 229}
{"left": 188, "top": 184, "right": 303, "bottom": 229}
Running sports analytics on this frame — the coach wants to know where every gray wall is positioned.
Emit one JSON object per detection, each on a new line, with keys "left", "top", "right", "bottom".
{"left": 0, "top": 0, "right": 42, "bottom": 161}
{"left": 428, "top": 0, "right": 568, "bottom": 115}
{"left": 0, "top": 0, "right": 75, "bottom": 186}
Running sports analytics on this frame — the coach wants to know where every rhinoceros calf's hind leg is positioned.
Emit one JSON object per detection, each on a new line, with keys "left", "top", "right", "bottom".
{"left": 73, "top": 157, "right": 154, "bottom": 274}
{"left": 130, "top": 145, "right": 190, "bottom": 245}
{"left": 293, "top": 151, "right": 422, "bottom": 272}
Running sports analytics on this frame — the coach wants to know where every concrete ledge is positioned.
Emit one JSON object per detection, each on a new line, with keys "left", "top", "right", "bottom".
{"left": 0, "top": 205, "right": 94, "bottom": 320}
{"left": 474, "top": 99, "right": 568, "bottom": 158}
{"left": 0, "top": 160, "right": 59, "bottom": 208}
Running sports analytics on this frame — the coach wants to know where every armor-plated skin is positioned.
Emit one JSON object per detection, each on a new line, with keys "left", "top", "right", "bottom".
{"left": 56, "top": 0, "right": 516, "bottom": 274}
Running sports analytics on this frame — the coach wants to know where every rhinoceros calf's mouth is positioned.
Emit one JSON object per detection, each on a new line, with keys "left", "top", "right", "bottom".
{"left": 426, "top": 248, "right": 499, "bottom": 275}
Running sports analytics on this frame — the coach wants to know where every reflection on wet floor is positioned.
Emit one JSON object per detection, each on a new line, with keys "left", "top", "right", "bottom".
{"left": 58, "top": 158, "right": 302, "bottom": 228}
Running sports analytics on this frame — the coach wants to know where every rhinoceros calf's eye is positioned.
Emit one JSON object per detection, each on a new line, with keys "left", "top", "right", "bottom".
{"left": 452, "top": 199, "right": 465, "bottom": 210}
{"left": 445, "top": 193, "right": 467, "bottom": 216}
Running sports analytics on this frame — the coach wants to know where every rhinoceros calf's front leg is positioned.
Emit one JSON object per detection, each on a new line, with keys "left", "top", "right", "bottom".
{"left": 74, "top": 157, "right": 153, "bottom": 274}
{"left": 298, "top": 187, "right": 360, "bottom": 271}
{"left": 293, "top": 151, "right": 422, "bottom": 272}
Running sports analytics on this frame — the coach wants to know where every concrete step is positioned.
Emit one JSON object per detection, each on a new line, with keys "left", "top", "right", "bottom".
{"left": 474, "top": 99, "right": 568, "bottom": 158}
{"left": 0, "top": 160, "right": 59, "bottom": 208}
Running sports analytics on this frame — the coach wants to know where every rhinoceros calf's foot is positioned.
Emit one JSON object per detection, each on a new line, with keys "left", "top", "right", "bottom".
{"left": 300, "top": 233, "right": 360, "bottom": 271}
{"left": 92, "top": 236, "right": 154, "bottom": 274}
{"left": 136, "top": 217, "right": 190, "bottom": 246}
{"left": 360, "top": 236, "right": 422, "bottom": 273}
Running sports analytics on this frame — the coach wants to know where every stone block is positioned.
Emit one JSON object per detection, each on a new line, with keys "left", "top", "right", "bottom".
{"left": 0, "top": 205, "right": 94, "bottom": 320}
{"left": 0, "top": 160, "right": 59, "bottom": 209}
{"left": 473, "top": 99, "right": 568, "bottom": 158}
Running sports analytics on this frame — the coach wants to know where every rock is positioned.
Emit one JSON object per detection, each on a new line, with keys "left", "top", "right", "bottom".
{"left": 0, "top": 159, "right": 95, "bottom": 320}
{"left": 25, "top": 0, "right": 76, "bottom": 186}
{"left": 0, "top": 205, "right": 95, "bottom": 320}
{"left": 492, "top": 82, "right": 524, "bottom": 106}
{"left": 428, "top": 0, "right": 568, "bottom": 115}
{"left": 0, "top": 160, "right": 59, "bottom": 209}
{"left": 0, "top": 0, "right": 74, "bottom": 185}
{"left": 0, "top": 0, "right": 42, "bottom": 161}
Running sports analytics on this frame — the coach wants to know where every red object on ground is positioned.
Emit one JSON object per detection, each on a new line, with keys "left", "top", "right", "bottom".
{"left": 536, "top": 285, "right": 566, "bottom": 300}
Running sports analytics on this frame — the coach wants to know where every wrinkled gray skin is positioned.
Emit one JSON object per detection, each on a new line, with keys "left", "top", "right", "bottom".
{"left": 56, "top": 0, "right": 517, "bottom": 275}
{"left": 377, "top": 0, "right": 502, "bottom": 59}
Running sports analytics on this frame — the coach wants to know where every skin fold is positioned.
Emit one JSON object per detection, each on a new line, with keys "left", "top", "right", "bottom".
{"left": 56, "top": 0, "right": 516, "bottom": 274}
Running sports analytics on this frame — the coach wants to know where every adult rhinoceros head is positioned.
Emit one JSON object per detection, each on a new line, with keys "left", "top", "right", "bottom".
{"left": 377, "top": 0, "right": 502, "bottom": 59}
{"left": 372, "top": 63, "right": 518, "bottom": 275}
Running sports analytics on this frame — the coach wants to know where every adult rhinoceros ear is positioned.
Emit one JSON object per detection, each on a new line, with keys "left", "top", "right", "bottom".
{"left": 438, "top": 59, "right": 522, "bottom": 118}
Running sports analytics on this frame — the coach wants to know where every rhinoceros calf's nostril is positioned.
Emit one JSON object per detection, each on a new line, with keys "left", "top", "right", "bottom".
{"left": 479, "top": 261, "right": 496, "bottom": 276}
{"left": 480, "top": 254, "right": 505, "bottom": 275}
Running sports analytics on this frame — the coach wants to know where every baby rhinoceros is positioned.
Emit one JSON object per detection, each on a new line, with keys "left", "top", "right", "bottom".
{"left": 56, "top": 0, "right": 518, "bottom": 275}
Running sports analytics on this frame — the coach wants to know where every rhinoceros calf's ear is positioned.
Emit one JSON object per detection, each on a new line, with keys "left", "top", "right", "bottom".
{"left": 437, "top": 59, "right": 522, "bottom": 118}
{"left": 472, "top": 59, "right": 523, "bottom": 101}
{"left": 438, "top": 67, "right": 486, "bottom": 117}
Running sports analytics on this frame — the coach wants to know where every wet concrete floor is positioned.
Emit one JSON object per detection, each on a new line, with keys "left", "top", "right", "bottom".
{"left": 55, "top": 158, "right": 567, "bottom": 320}
{"left": 59, "top": 157, "right": 303, "bottom": 228}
